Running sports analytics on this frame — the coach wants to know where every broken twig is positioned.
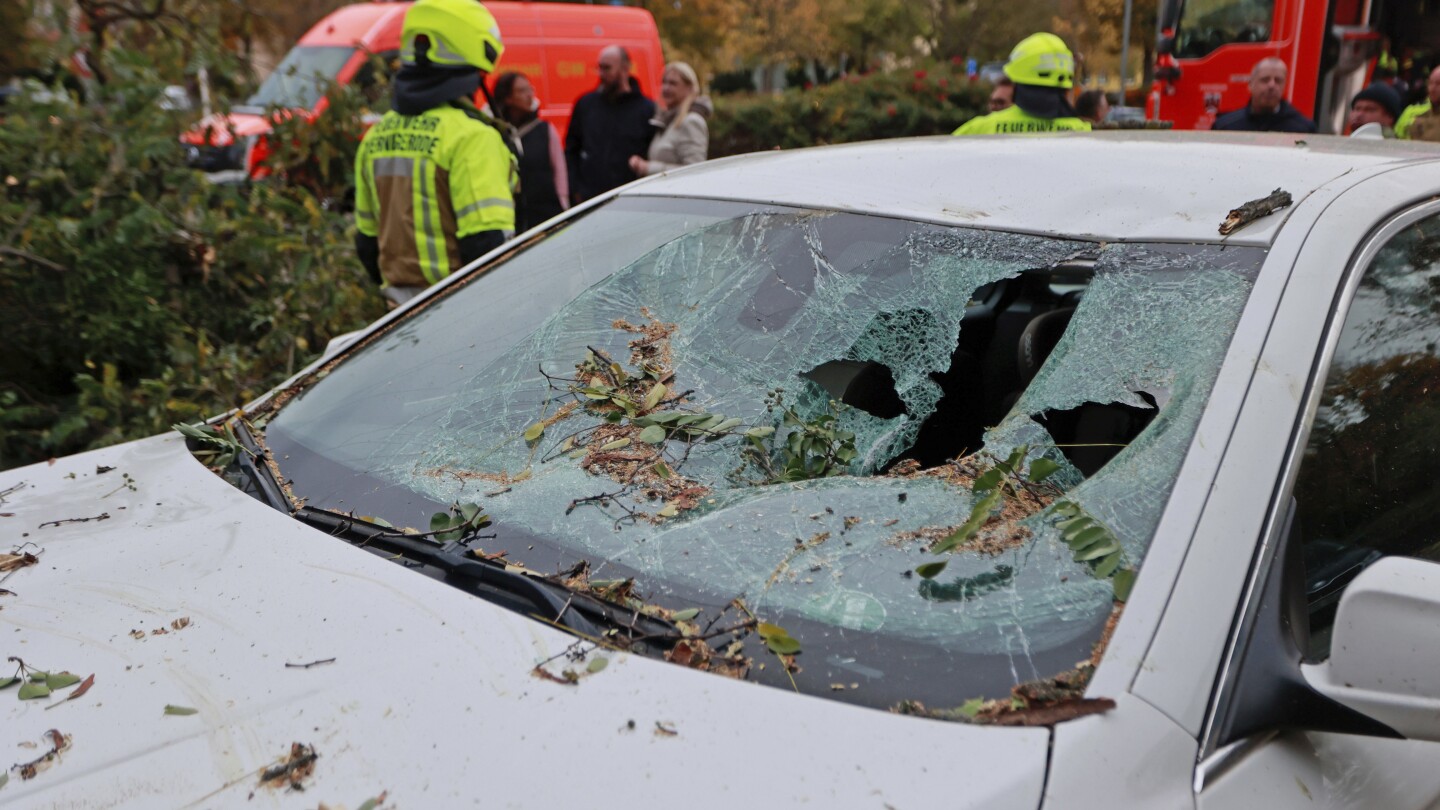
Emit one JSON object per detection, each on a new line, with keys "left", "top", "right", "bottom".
{"left": 1219, "top": 188, "right": 1293, "bottom": 235}
{"left": 38, "top": 513, "right": 110, "bottom": 529}
{"left": 283, "top": 658, "right": 336, "bottom": 669}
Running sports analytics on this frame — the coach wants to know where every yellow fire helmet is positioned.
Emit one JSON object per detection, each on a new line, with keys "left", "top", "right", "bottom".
{"left": 400, "top": 0, "right": 505, "bottom": 73}
{"left": 1003, "top": 33, "right": 1075, "bottom": 89}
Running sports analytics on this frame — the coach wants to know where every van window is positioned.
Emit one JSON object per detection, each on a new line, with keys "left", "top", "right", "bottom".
{"left": 247, "top": 46, "right": 356, "bottom": 110}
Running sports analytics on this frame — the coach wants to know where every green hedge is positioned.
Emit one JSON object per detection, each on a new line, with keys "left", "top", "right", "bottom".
{"left": 711, "top": 63, "right": 993, "bottom": 157}
{"left": 0, "top": 51, "right": 384, "bottom": 469}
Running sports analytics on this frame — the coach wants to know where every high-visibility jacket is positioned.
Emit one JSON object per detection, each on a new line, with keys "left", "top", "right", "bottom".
{"left": 1397, "top": 101, "right": 1431, "bottom": 139}
{"left": 952, "top": 105, "right": 1091, "bottom": 135}
{"left": 355, "top": 101, "right": 517, "bottom": 288}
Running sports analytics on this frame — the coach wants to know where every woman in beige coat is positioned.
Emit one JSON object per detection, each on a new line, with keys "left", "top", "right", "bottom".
{"left": 628, "top": 62, "right": 710, "bottom": 176}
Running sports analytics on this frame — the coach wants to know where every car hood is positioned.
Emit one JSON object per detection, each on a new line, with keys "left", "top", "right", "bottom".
{"left": 0, "top": 434, "right": 1049, "bottom": 808}
{"left": 181, "top": 111, "right": 276, "bottom": 146}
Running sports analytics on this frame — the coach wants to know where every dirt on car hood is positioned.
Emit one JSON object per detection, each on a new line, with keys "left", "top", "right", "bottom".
{"left": 0, "top": 434, "right": 1049, "bottom": 808}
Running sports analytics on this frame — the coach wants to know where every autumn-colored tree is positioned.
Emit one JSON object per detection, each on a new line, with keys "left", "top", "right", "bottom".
{"left": 629, "top": 0, "right": 741, "bottom": 77}
{"left": 1052, "top": 0, "right": 1158, "bottom": 89}
{"left": 726, "top": 0, "right": 838, "bottom": 89}
{"left": 826, "top": 0, "right": 925, "bottom": 72}
{"left": 919, "top": 0, "right": 1064, "bottom": 63}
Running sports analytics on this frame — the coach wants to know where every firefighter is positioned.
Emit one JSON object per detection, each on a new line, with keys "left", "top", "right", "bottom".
{"left": 1396, "top": 66, "right": 1440, "bottom": 141}
{"left": 952, "top": 34, "right": 1090, "bottom": 135}
{"left": 354, "top": 0, "right": 517, "bottom": 306}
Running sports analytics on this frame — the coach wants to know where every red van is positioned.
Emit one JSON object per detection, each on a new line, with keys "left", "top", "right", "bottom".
{"left": 182, "top": 0, "right": 664, "bottom": 180}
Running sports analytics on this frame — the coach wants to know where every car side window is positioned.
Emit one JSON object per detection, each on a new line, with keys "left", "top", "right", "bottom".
{"left": 1294, "top": 212, "right": 1440, "bottom": 657}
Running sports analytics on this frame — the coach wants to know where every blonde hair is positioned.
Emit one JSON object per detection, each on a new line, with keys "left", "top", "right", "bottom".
{"left": 663, "top": 62, "right": 700, "bottom": 128}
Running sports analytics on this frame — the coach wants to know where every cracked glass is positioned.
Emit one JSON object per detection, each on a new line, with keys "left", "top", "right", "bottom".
{"left": 264, "top": 196, "right": 1263, "bottom": 709}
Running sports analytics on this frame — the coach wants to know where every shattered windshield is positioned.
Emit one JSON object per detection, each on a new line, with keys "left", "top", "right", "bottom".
{"left": 261, "top": 197, "right": 1261, "bottom": 714}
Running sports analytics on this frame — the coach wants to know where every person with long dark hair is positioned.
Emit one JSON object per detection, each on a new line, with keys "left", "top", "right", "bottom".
{"left": 491, "top": 72, "right": 569, "bottom": 232}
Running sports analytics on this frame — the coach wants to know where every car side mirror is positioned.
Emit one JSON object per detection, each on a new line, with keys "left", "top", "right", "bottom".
{"left": 1303, "top": 556, "right": 1440, "bottom": 740}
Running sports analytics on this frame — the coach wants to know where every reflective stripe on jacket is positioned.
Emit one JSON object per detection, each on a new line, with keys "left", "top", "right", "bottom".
{"left": 952, "top": 106, "right": 1091, "bottom": 135}
{"left": 354, "top": 103, "right": 516, "bottom": 288}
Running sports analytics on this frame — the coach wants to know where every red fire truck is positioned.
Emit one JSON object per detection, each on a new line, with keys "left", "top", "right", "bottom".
{"left": 1148, "top": 0, "right": 1392, "bottom": 132}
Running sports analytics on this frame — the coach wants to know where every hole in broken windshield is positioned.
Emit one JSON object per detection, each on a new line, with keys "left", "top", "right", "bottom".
{"left": 260, "top": 201, "right": 1262, "bottom": 716}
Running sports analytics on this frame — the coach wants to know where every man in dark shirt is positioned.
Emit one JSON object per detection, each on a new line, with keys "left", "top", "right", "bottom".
{"left": 565, "top": 46, "right": 656, "bottom": 203}
{"left": 1212, "top": 58, "right": 1317, "bottom": 133}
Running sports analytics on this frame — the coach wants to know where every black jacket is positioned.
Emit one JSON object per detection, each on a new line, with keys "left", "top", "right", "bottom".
{"left": 1212, "top": 100, "right": 1317, "bottom": 133}
{"left": 565, "top": 78, "right": 656, "bottom": 202}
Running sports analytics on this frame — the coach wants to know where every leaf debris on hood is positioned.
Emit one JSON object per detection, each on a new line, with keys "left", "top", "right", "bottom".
{"left": 0, "top": 551, "right": 39, "bottom": 574}
{"left": 893, "top": 601, "right": 1126, "bottom": 725}
{"left": 43, "top": 673, "right": 95, "bottom": 710}
{"left": 13, "top": 728, "right": 70, "bottom": 780}
{"left": 258, "top": 742, "right": 319, "bottom": 792}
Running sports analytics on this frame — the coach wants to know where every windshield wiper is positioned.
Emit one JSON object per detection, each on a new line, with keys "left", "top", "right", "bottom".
{"left": 224, "top": 420, "right": 678, "bottom": 646}
{"left": 294, "top": 506, "right": 612, "bottom": 636}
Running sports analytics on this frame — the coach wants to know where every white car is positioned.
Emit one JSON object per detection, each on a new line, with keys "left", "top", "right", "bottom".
{"left": 6, "top": 133, "right": 1440, "bottom": 809}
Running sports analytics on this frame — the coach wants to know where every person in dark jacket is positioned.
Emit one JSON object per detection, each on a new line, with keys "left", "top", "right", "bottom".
{"left": 1212, "top": 58, "right": 1317, "bottom": 133}
{"left": 1348, "top": 82, "right": 1402, "bottom": 136}
{"left": 493, "top": 72, "right": 569, "bottom": 232}
{"left": 565, "top": 45, "right": 656, "bottom": 203}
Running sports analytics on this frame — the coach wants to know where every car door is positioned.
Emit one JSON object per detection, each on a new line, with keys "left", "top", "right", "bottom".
{"left": 1196, "top": 197, "right": 1440, "bottom": 808}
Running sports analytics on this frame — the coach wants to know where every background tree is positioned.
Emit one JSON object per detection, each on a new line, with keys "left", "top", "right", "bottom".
{"left": 0, "top": 2, "right": 382, "bottom": 469}
{"left": 630, "top": 0, "right": 741, "bottom": 78}
{"left": 920, "top": 0, "right": 1064, "bottom": 63}
{"left": 1053, "top": 0, "right": 1158, "bottom": 91}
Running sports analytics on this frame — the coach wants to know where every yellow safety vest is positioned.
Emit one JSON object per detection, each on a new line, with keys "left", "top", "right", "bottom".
{"left": 354, "top": 102, "right": 517, "bottom": 288}
{"left": 952, "top": 106, "right": 1092, "bottom": 135}
{"left": 1396, "top": 101, "right": 1431, "bottom": 140}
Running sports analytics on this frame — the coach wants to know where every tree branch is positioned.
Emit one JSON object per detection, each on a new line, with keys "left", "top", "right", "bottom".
{"left": 0, "top": 247, "right": 69, "bottom": 273}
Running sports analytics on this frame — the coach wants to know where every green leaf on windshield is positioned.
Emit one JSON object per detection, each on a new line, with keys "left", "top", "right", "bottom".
{"left": 671, "top": 608, "right": 700, "bottom": 622}
{"left": 958, "top": 698, "right": 985, "bottom": 718}
{"left": 756, "top": 622, "right": 802, "bottom": 655}
{"left": 1028, "top": 458, "right": 1061, "bottom": 482}
{"left": 1113, "top": 569, "right": 1138, "bottom": 602}
{"left": 914, "top": 560, "right": 948, "bottom": 579}
{"left": 0, "top": 677, "right": 18, "bottom": 690}
{"left": 637, "top": 425, "right": 667, "bottom": 444}
{"left": 932, "top": 489, "right": 1003, "bottom": 554}
{"left": 523, "top": 422, "right": 545, "bottom": 443}
{"left": 972, "top": 468, "right": 1004, "bottom": 492}
{"left": 163, "top": 704, "right": 199, "bottom": 716}
{"left": 643, "top": 382, "right": 667, "bottom": 411}
{"left": 586, "top": 656, "right": 609, "bottom": 674}
{"left": 458, "top": 502, "right": 483, "bottom": 525}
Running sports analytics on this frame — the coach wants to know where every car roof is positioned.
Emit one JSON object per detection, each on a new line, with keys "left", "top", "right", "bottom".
{"left": 626, "top": 132, "right": 1440, "bottom": 247}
